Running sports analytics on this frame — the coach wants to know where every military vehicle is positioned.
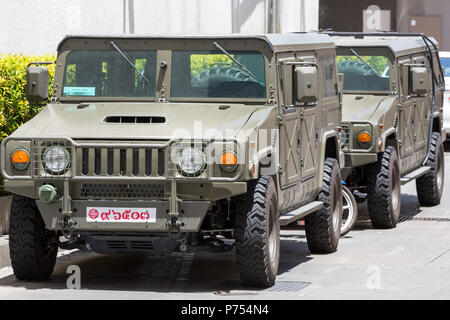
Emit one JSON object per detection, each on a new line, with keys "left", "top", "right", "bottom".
{"left": 1, "top": 33, "right": 344, "bottom": 287}
{"left": 328, "top": 32, "right": 445, "bottom": 229}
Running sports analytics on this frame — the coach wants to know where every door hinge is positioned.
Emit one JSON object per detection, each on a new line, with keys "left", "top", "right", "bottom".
{"left": 278, "top": 115, "right": 283, "bottom": 126}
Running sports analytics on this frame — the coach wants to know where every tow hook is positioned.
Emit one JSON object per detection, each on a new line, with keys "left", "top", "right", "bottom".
{"left": 167, "top": 180, "right": 182, "bottom": 232}
{"left": 59, "top": 179, "right": 75, "bottom": 238}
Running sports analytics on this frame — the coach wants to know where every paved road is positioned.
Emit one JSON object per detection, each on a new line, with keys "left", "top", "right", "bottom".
{"left": 0, "top": 145, "right": 449, "bottom": 299}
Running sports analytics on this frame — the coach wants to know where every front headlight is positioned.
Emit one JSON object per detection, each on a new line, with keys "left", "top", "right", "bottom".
{"left": 43, "top": 146, "right": 70, "bottom": 174}
{"left": 175, "top": 146, "right": 206, "bottom": 176}
{"left": 356, "top": 130, "right": 372, "bottom": 148}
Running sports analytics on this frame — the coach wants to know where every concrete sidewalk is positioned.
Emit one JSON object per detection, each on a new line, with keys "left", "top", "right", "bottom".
{"left": 0, "top": 236, "right": 10, "bottom": 269}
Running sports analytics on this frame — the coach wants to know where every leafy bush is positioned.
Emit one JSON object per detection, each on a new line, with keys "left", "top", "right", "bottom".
{"left": 0, "top": 54, "right": 55, "bottom": 194}
{"left": 0, "top": 54, "right": 55, "bottom": 143}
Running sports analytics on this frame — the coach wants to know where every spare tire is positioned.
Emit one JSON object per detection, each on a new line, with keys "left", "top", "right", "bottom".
{"left": 337, "top": 60, "right": 378, "bottom": 76}
{"left": 191, "top": 67, "right": 256, "bottom": 86}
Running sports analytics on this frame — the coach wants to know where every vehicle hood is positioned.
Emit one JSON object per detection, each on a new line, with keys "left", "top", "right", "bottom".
{"left": 12, "top": 102, "right": 272, "bottom": 140}
{"left": 342, "top": 95, "right": 396, "bottom": 123}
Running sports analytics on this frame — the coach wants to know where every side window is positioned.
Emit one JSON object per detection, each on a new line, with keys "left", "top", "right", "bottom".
{"left": 319, "top": 54, "right": 337, "bottom": 98}
{"left": 399, "top": 57, "right": 411, "bottom": 96}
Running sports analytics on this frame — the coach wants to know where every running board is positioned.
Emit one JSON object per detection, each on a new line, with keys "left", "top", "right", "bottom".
{"left": 400, "top": 166, "right": 431, "bottom": 185}
{"left": 279, "top": 201, "right": 324, "bottom": 226}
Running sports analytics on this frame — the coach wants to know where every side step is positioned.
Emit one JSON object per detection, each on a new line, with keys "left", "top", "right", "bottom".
{"left": 400, "top": 166, "right": 431, "bottom": 185}
{"left": 279, "top": 201, "right": 324, "bottom": 226}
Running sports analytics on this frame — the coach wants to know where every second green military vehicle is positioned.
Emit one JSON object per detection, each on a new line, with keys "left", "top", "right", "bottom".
{"left": 329, "top": 32, "right": 445, "bottom": 229}
{"left": 1, "top": 33, "right": 344, "bottom": 287}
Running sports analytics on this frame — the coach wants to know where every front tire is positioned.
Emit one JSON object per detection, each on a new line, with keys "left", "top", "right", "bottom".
{"left": 234, "top": 176, "right": 280, "bottom": 288}
{"left": 9, "top": 195, "right": 58, "bottom": 281}
{"left": 367, "top": 146, "right": 401, "bottom": 229}
{"left": 416, "top": 132, "right": 445, "bottom": 206}
{"left": 305, "top": 158, "right": 343, "bottom": 253}
{"left": 341, "top": 185, "right": 358, "bottom": 236}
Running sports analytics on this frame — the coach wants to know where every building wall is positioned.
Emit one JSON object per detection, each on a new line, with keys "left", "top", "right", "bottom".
{"left": 397, "top": 0, "right": 450, "bottom": 51}
{"left": 0, "top": 0, "right": 318, "bottom": 55}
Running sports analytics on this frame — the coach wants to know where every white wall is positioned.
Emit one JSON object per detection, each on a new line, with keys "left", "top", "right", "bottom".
{"left": 0, "top": 0, "right": 319, "bottom": 55}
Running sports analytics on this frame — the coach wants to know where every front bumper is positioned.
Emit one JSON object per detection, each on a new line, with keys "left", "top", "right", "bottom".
{"left": 343, "top": 152, "right": 378, "bottom": 170}
{"left": 36, "top": 198, "right": 211, "bottom": 232}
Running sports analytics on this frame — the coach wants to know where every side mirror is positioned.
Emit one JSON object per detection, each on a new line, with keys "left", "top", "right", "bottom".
{"left": 294, "top": 66, "right": 318, "bottom": 104}
{"left": 410, "top": 67, "right": 429, "bottom": 96}
{"left": 26, "top": 65, "right": 49, "bottom": 102}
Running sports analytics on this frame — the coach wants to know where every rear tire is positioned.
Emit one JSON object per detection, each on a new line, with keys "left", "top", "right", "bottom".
{"left": 366, "top": 146, "right": 401, "bottom": 229}
{"left": 234, "top": 176, "right": 280, "bottom": 288}
{"left": 305, "top": 158, "right": 343, "bottom": 253}
{"left": 9, "top": 195, "right": 58, "bottom": 281}
{"left": 416, "top": 132, "right": 444, "bottom": 206}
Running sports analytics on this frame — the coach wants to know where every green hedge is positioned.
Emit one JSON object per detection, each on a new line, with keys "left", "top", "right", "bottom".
{"left": 0, "top": 54, "right": 55, "bottom": 194}
{"left": 0, "top": 54, "right": 55, "bottom": 142}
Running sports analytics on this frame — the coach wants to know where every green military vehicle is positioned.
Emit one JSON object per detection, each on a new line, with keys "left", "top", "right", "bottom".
{"left": 1, "top": 33, "right": 344, "bottom": 287}
{"left": 328, "top": 32, "right": 445, "bottom": 229}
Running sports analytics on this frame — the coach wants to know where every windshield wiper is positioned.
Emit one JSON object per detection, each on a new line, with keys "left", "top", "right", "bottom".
{"left": 350, "top": 48, "right": 381, "bottom": 76}
{"left": 212, "top": 41, "right": 258, "bottom": 81}
{"left": 109, "top": 41, "right": 149, "bottom": 82}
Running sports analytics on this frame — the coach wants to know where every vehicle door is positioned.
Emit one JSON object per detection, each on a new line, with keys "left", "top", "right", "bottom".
{"left": 278, "top": 53, "right": 302, "bottom": 188}
{"left": 410, "top": 53, "right": 429, "bottom": 155}
{"left": 398, "top": 55, "right": 415, "bottom": 168}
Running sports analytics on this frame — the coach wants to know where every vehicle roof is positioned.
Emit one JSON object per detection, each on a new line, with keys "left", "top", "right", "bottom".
{"left": 57, "top": 33, "right": 335, "bottom": 53}
{"left": 331, "top": 35, "right": 439, "bottom": 56}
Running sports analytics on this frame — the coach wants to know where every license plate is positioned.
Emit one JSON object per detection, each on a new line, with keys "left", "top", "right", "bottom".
{"left": 86, "top": 207, "right": 156, "bottom": 223}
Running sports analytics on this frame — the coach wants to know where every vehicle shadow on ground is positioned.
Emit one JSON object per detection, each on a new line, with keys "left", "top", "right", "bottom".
{"left": 350, "top": 193, "right": 422, "bottom": 232}
{"left": 0, "top": 237, "right": 312, "bottom": 294}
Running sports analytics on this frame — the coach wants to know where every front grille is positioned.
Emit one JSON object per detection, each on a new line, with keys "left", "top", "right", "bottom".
{"left": 341, "top": 123, "right": 350, "bottom": 149}
{"left": 80, "top": 182, "right": 164, "bottom": 199}
{"left": 78, "top": 146, "right": 166, "bottom": 178}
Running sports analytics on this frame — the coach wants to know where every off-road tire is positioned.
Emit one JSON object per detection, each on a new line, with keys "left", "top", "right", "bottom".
{"left": 9, "top": 195, "right": 58, "bottom": 281}
{"left": 234, "top": 176, "right": 280, "bottom": 288}
{"left": 416, "top": 132, "right": 445, "bottom": 206}
{"left": 305, "top": 158, "right": 342, "bottom": 253}
{"left": 191, "top": 66, "right": 256, "bottom": 86}
{"left": 341, "top": 185, "right": 358, "bottom": 236}
{"left": 366, "top": 146, "right": 401, "bottom": 229}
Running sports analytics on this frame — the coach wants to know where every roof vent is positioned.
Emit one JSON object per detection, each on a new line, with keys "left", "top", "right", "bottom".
{"left": 104, "top": 116, "right": 165, "bottom": 124}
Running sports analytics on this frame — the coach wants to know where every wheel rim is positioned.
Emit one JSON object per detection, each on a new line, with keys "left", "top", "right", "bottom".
{"left": 268, "top": 201, "right": 278, "bottom": 263}
{"left": 437, "top": 150, "right": 444, "bottom": 193}
{"left": 391, "top": 164, "right": 400, "bottom": 211}
{"left": 342, "top": 188, "right": 355, "bottom": 232}
{"left": 332, "top": 182, "right": 340, "bottom": 232}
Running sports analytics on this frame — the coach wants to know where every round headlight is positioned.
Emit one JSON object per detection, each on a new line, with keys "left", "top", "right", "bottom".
{"left": 175, "top": 147, "right": 206, "bottom": 176}
{"left": 43, "top": 146, "right": 70, "bottom": 174}
{"left": 357, "top": 130, "right": 372, "bottom": 148}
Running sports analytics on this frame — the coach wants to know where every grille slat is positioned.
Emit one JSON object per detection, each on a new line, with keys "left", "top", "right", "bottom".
{"left": 79, "top": 145, "right": 166, "bottom": 178}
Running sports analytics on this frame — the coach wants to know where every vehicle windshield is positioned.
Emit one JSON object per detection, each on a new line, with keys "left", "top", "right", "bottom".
{"left": 439, "top": 57, "right": 450, "bottom": 77}
{"left": 171, "top": 50, "right": 266, "bottom": 99}
{"left": 62, "top": 50, "right": 157, "bottom": 97}
{"left": 337, "top": 55, "right": 390, "bottom": 92}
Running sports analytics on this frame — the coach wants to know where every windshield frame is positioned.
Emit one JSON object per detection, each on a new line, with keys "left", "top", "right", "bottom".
{"left": 54, "top": 38, "right": 273, "bottom": 104}
{"left": 336, "top": 46, "right": 394, "bottom": 95}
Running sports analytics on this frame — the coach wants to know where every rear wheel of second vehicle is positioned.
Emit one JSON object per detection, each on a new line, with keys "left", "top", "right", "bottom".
{"left": 341, "top": 185, "right": 358, "bottom": 236}
{"left": 416, "top": 132, "right": 445, "bottom": 206}
{"left": 234, "top": 176, "right": 280, "bottom": 288}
